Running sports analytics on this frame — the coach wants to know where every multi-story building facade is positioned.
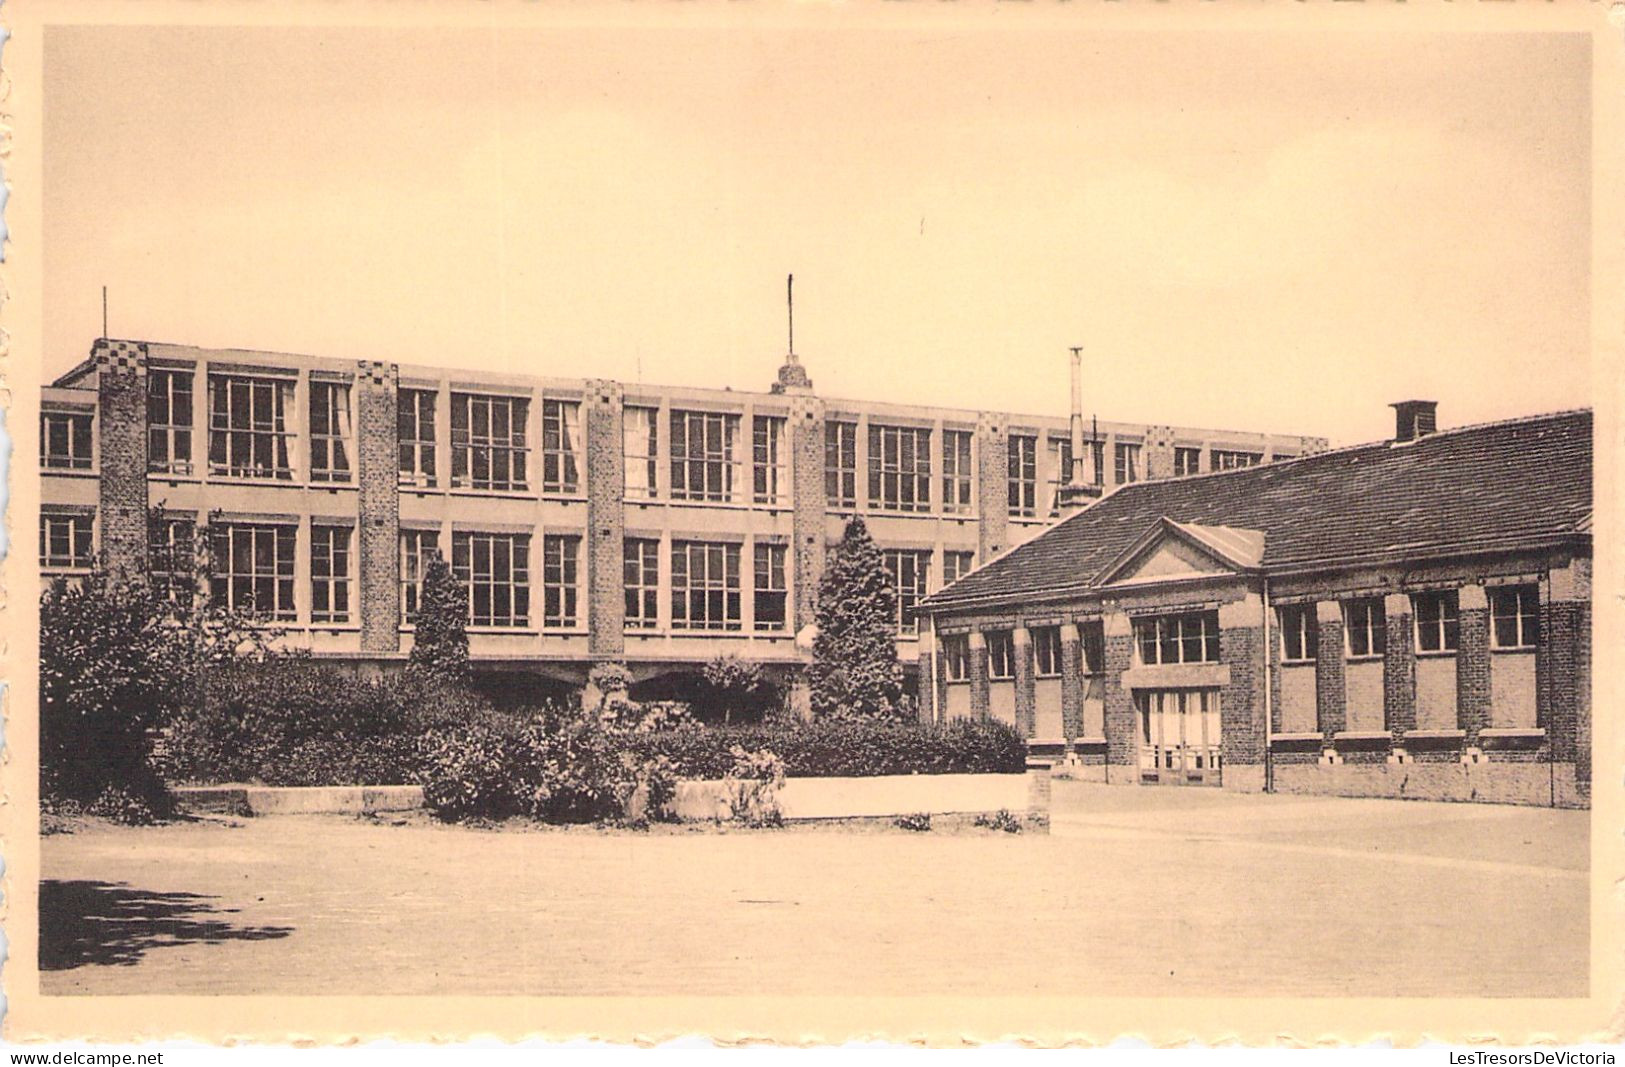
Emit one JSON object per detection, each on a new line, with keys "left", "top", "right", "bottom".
{"left": 41, "top": 337, "right": 1325, "bottom": 710}
{"left": 921, "top": 404, "right": 1592, "bottom": 807}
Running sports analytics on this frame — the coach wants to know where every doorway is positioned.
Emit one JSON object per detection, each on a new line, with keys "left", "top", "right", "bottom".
{"left": 1136, "top": 688, "right": 1223, "bottom": 785}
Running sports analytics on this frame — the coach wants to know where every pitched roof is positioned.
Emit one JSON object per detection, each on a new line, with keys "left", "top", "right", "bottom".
{"left": 926, "top": 409, "right": 1593, "bottom": 610}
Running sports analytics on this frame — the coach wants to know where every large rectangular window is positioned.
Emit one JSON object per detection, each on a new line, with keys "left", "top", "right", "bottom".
{"left": 941, "top": 549, "right": 976, "bottom": 588}
{"left": 540, "top": 399, "right": 582, "bottom": 495}
{"left": 754, "top": 541, "right": 788, "bottom": 632}
{"left": 452, "top": 531, "right": 531, "bottom": 628}
{"left": 1279, "top": 604, "right": 1318, "bottom": 663}
{"left": 1212, "top": 449, "right": 1263, "bottom": 471}
{"left": 451, "top": 393, "right": 530, "bottom": 492}
{"left": 624, "top": 407, "right": 658, "bottom": 500}
{"left": 397, "top": 389, "right": 437, "bottom": 487}
{"left": 869, "top": 424, "right": 932, "bottom": 513}
{"left": 1081, "top": 621, "right": 1106, "bottom": 673}
{"left": 208, "top": 374, "right": 296, "bottom": 480}
{"left": 40, "top": 513, "right": 94, "bottom": 570}
{"left": 825, "top": 422, "right": 858, "bottom": 508}
{"left": 310, "top": 525, "right": 352, "bottom": 624}
{"left": 942, "top": 634, "right": 970, "bottom": 682}
{"left": 670, "top": 411, "right": 739, "bottom": 502}
{"left": 987, "top": 631, "right": 1015, "bottom": 679}
{"left": 1344, "top": 598, "right": 1387, "bottom": 658}
{"left": 541, "top": 534, "right": 580, "bottom": 628}
{"left": 41, "top": 411, "right": 94, "bottom": 471}
{"left": 148, "top": 515, "right": 196, "bottom": 600}
{"left": 147, "top": 370, "right": 193, "bottom": 474}
{"left": 308, "top": 381, "right": 354, "bottom": 483}
{"left": 1008, "top": 434, "right": 1037, "bottom": 517}
{"left": 753, "top": 415, "right": 787, "bottom": 505}
{"left": 883, "top": 549, "right": 931, "bottom": 635}
{"left": 942, "top": 430, "right": 973, "bottom": 514}
{"left": 401, "top": 529, "right": 440, "bottom": 623}
{"left": 1174, "top": 447, "right": 1201, "bottom": 477}
{"left": 671, "top": 540, "right": 742, "bottom": 631}
{"left": 1114, "top": 442, "right": 1141, "bottom": 485}
{"left": 624, "top": 538, "right": 660, "bottom": 630}
{"left": 209, "top": 522, "right": 297, "bottom": 620}
{"left": 1034, "top": 626, "right": 1063, "bottom": 677}
{"left": 1134, "top": 611, "right": 1220, "bottom": 665}
{"left": 1413, "top": 590, "right": 1460, "bottom": 653}
{"left": 1490, "top": 585, "right": 1539, "bottom": 650}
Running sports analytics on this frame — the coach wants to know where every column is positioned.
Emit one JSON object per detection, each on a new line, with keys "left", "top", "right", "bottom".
{"left": 1540, "top": 561, "right": 1590, "bottom": 777}
{"left": 355, "top": 360, "right": 401, "bottom": 652}
{"left": 975, "top": 413, "right": 1009, "bottom": 563}
{"left": 918, "top": 627, "right": 937, "bottom": 725}
{"left": 1455, "top": 583, "right": 1491, "bottom": 742}
{"left": 968, "top": 630, "right": 990, "bottom": 720}
{"left": 788, "top": 394, "right": 827, "bottom": 631}
{"left": 1217, "top": 593, "right": 1267, "bottom": 786}
{"left": 1314, "top": 600, "right": 1347, "bottom": 739}
{"left": 1382, "top": 592, "right": 1416, "bottom": 737}
{"left": 1059, "top": 622, "right": 1085, "bottom": 740}
{"left": 1013, "top": 626, "right": 1036, "bottom": 738}
{"left": 1101, "top": 608, "right": 1137, "bottom": 768}
{"left": 584, "top": 379, "right": 626, "bottom": 658}
{"left": 94, "top": 339, "right": 150, "bottom": 581}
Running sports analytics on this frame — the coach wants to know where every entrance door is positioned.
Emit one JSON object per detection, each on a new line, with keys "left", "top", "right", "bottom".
{"left": 1137, "top": 689, "right": 1222, "bottom": 785}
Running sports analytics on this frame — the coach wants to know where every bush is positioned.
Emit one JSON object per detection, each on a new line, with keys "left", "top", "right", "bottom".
{"left": 408, "top": 554, "right": 470, "bottom": 684}
{"left": 417, "top": 720, "right": 525, "bottom": 821}
{"left": 721, "top": 746, "right": 785, "bottom": 827}
{"left": 809, "top": 517, "right": 903, "bottom": 717}
{"left": 974, "top": 809, "right": 1025, "bottom": 834}
{"left": 627, "top": 717, "right": 1025, "bottom": 780}
{"left": 895, "top": 812, "right": 932, "bottom": 832}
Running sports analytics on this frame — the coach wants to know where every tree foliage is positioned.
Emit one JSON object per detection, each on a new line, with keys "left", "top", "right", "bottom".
{"left": 408, "top": 553, "right": 470, "bottom": 684}
{"left": 808, "top": 516, "right": 902, "bottom": 718}
{"left": 701, "top": 653, "right": 766, "bottom": 725}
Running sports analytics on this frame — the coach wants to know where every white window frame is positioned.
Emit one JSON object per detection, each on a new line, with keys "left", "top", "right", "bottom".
{"left": 1134, "top": 612, "right": 1220, "bottom": 665}
{"left": 943, "top": 634, "right": 971, "bottom": 682}
{"left": 1034, "top": 626, "right": 1064, "bottom": 677}
{"left": 1212, "top": 449, "right": 1263, "bottom": 471}
{"left": 452, "top": 530, "right": 531, "bottom": 629}
{"left": 753, "top": 541, "right": 789, "bottom": 632}
{"left": 147, "top": 371, "right": 193, "bottom": 475}
{"left": 209, "top": 522, "right": 298, "bottom": 621}
{"left": 942, "top": 430, "right": 973, "bottom": 514}
{"left": 1008, "top": 434, "right": 1037, "bottom": 517}
{"left": 825, "top": 421, "right": 858, "bottom": 508}
{"left": 1489, "top": 585, "right": 1539, "bottom": 650}
{"left": 541, "top": 533, "right": 580, "bottom": 629}
{"left": 310, "top": 524, "right": 353, "bottom": 624}
{"left": 397, "top": 389, "right": 438, "bottom": 488}
{"left": 400, "top": 529, "right": 441, "bottom": 623}
{"left": 40, "top": 512, "right": 94, "bottom": 570}
{"left": 540, "top": 399, "right": 582, "bottom": 495}
{"left": 1279, "top": 604, "right": 1318, "bottom": 663}
{"left": 671, "top": 540, "right": 742, "bottom": 631}
{"left": 308, "top": 380, "right": 354, "bottom": 484}
{"left": 670, "top": 411, "right": 739, "bottom": 503}
{"left": 1344, "top": 598, "right": 1387, "bottom": 659}
{"left": 451, "top": 393, "right": 530, "bottom": 492}
{"left": 1114, "top": 442, "right": 1141, "bottom": 485}
{"left": 208, "top": 374, "right": 296, "bottom": 481}
{"left": 624, "top": 537, "right": 660, "bottom": 630}
{"left": 869, "top": 423, "right": 932, "bottom": 514}
{"left": 1413, "top": 590, "right": 1460, "bottom": 654}
{"left": 987, "top": 630, "right": 1015, "bottom": 680}
{"left": 623, "top": 406, "right": 658, "bottom": 500}
{"left": 941, "top": 550, "right": 976, "bottom": 588}
{"left": 752, "top": 415, "right": 788, "bottom": 505}
{"left": 41, "top": 411, "right": 94, "bottom": 472}
{"left": 1173, "top": 446, "right": 1201, "bottom": 477}
{"left": 883, "top": 549, "right": 931, "bottom": 635}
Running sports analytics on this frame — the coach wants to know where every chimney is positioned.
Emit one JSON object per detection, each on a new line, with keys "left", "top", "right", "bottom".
{"left": 1390, "top": 400, "right": 1438, "bottom": 443}
{"left": 1057, "top": 346, "right": 1104, "bottom": 514}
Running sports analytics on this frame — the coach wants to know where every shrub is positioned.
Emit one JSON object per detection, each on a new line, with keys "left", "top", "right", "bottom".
{"left": 417, "top": 720, "right": 525, "bottom": 821}
{"left": 808, "top": 518, "right": 902, "bottom": 718}
{"left": 721, "top": 746, "right": 785, "bottom": 828}
{"left": 974, "top": 809, "right": 1025, "bottom": 834}
{"left": 408, "top": 554, "right": 470, "bottom": 684}
{"left": 700, "top": 654, "right": 767, "bottom": 725}
{"left": 895, "top": 812, "right": 932, "bottom": 832}
{"left": 627, "top": 717, "right": 1025, "bottom": 780}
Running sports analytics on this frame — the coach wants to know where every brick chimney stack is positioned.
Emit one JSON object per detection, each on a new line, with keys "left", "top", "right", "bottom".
{"left": 1391, "top": 400, "right": 1438, "bottom": 443}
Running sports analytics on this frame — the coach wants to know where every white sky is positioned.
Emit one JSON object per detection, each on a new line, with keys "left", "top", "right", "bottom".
{"left": 44, "top": 26, "right": 1591, "bottom": 445}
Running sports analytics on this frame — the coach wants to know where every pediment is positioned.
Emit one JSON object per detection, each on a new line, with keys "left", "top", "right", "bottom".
{"left": 1098, "top": 518, "right": 1265, "bottom": 587}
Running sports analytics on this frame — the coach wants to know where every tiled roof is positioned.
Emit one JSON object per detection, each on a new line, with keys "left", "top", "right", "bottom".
{"left": 927, "top": 409, "right": 1593, "bottom": 609}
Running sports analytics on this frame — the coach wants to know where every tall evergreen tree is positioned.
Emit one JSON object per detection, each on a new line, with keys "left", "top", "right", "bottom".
{"left": 409, "top": 553, "right": 470, "bottom": 684}
{"left": 808, "top": 517, "right": 902, "bottom": 717}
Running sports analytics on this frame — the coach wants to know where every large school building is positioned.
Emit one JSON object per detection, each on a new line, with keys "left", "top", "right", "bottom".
{"left": 40, "top": 337, "right": 1322, "bottom": 709}
{"left": 920, "top": 404, "right": 1593, "bottom": 807}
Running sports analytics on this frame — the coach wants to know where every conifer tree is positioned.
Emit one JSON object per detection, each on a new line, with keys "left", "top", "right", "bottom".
{"left": 808, "top": 516, "right": 902, "bottom": 717}
{"left": 409, "top": 553, "right": 470, "bottom": 685}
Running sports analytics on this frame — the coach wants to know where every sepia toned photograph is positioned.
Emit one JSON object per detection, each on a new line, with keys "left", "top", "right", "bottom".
{"left": 3, "top": 0, "right": 1620, "bottom": 1047}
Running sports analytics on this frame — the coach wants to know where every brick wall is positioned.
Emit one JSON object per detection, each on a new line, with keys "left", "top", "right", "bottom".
{"left": 1059, "top": 625, "right": 1084, "bottom": 740}
{"left": 968, "top": 632, "right": 990, "bottom": 720}
{"left": 1142, "top": 425, "right": 1176, "bottom": 481}
{"left": 1455, "top": 585, "right": 1490, "bottom": 741}
{"left": 1013, "top": 627, "right": 1036, "bottom": 738}
{"left": 1314, "top": 600, "right": 1346, "bottom": 737}
{"left": 94, "top": 340, "right": 150, "bottom": 579}
{"left": 584, "top": 380, "right": 626, "bottom": 657}
{"left": 1102, "top": 630, "right": 1137, "bottom": 767}
{"left": 789, "top": 395, "right": 827, "bottom": 630}
{"left": 355, "top": 361, "right": 401, "bottom": 651}
{"left": 975, "top": 413, "right": 1009, "bottom": 564}
{"left": 1382, "top": 593, "right": 1416, "bottom": 735}
{"left": 1541, "top": 599, "right": 1584, "bottom": 766}
{"left": 1220, "top": 625, "right": 1265, "bottom": 766}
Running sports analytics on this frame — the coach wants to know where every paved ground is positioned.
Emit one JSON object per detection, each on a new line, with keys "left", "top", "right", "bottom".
{"left": 40, "top": 783, "right": 1588, "bottom": 997}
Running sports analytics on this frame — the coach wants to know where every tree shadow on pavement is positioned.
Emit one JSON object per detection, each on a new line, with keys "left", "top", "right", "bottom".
{"left": 40, "top": 879, "right": 294, "bottom": 970}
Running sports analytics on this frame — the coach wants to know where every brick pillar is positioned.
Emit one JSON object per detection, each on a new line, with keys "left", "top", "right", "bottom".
{"left": 1541, "top": 562, "right": 1590, "bottom": 774}
{"left": 1059, "top": 622, "right": 1084, "bottom": 741}
{"left": 1382, "top": 592, "right": 1416, "bottom": 737}
{"left": 1314, "top": 600, "right": 1346, "bottom": 738}
{"left": 355, "top": 361, "right": 401, "bottom": 652}
{"left": 1013, "top": 626, "right": 1036, "bottom": 738}
{"left": 933, "top": 635, "right": 951, "bottom": 723}
{"left": 789, "top": 395, "right": 827, "bottom": 632}
{"left": 1218, "top": 594, "right": 1266, "bottom": 774}
{"left": 93, "top": 340, "right": 150, "bottom": 580}
{"left": 1102, "top": 609, "right": 1137, "bottom": 767}
{"left": 968, "top": 630, "right": 990, "bottom": 720}
{"left": 1142, "top": 425, "right": 1176, "bottom": 481}
{"left": 1456, "top": 584, "right": 1490, "bottom": 742}
{"left": 583, "top": 380, "right": 626, "bottom": 658}
{"left": 975, "top": 413, "right": 1009, "bottom": 564}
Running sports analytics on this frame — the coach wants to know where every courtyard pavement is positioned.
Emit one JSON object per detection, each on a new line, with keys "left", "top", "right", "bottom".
{"left": 40, "top": 783, "right": 1588, "bottom": 998}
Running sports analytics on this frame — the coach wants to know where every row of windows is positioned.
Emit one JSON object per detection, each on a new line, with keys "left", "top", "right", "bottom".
{"left": 1277, "top": 588, "right": 1540, "bottom": 661}
{"left": 940, "top": 624, "right": 1108, "bottom": 683}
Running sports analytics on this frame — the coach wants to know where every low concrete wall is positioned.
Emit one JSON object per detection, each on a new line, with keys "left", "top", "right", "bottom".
{"left": 174, "top": 784, "right": 425, "bottom": 816}
{"left": 669, "top": 773, "right": 1033, "bottom": 822}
